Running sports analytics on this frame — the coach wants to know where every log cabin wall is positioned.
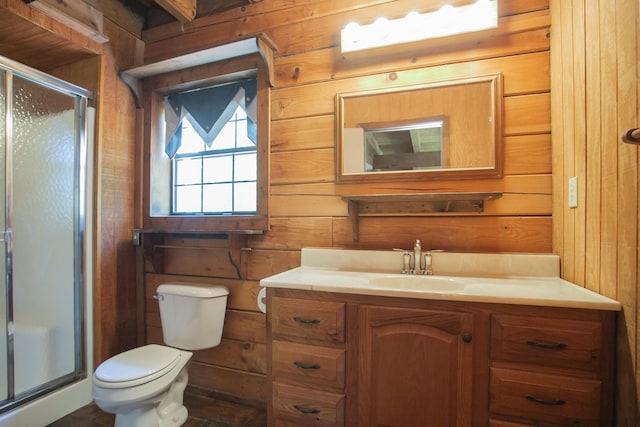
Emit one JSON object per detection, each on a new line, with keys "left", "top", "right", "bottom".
{"left": 90, "top": 19, "right": 141, "bottom": 366}
{"left": 139, "top": 0, "right": 552, "bottom": 408}
{"left": 550, "top": 0, "right": 639, "bottom": 425}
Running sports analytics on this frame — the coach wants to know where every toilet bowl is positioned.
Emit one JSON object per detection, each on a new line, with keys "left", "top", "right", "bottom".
{"left": 92, "top": 283, "right": 228, "bottom": 427}
{"left": 93, "top": 344, "right": 192, "bottom": 427}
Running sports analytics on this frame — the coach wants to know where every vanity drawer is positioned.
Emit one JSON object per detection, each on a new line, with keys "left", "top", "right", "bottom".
{"left": 272, "top": 340, "right": 345, "bottom": 389}
{"left": 491, "top": 314, "right": 602, "bottom": 371}
{"left": 490, "top": 367, "right": 601, "bottom": 425}
{"left": 489, "top": 419, "right": 565, "bottom": 427}
{"left": 271, "top": 297, "right": 345, "bottom": 344}
{"left": 273, "top": 382, "right": 345, "bottom": 427}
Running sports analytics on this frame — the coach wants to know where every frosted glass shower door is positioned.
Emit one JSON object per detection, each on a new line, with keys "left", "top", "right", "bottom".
{"left": 10, "top": 75, "right": 79, "bottom": 394}
{"left": 0, "top": 69, "right": 6, "bottom": 401}
{"left": 0, "top": 55, "right": 91, "bottom": 425}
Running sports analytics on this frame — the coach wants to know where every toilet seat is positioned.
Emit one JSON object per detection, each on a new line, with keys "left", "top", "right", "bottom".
{"left": 94, "top": 344, "right": 182, "bottom": 389}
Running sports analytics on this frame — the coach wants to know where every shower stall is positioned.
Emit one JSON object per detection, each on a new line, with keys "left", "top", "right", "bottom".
{"left": 0, "top": 56, "right": 94, "bottom": 425}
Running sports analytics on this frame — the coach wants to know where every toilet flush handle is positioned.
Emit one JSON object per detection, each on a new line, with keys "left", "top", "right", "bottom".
{"left": 153, "top": 294, "right": 164, "bottom": 301}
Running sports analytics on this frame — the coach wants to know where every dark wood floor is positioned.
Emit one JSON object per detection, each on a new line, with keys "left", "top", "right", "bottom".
{"left": 47, "top": 386, "right": 266, "bottom": 427}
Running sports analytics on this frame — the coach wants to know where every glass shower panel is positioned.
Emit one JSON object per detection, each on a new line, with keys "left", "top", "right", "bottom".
{"left": 0, "top": 70, "right": 6, "bottom": 401}
{"left": 11, "top": 76, "right": 77, "bottom": 394}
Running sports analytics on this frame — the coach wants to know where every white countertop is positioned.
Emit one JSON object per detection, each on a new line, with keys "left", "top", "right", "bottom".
{"left": 259, "top": 248, "right": 621, "bottom": 311}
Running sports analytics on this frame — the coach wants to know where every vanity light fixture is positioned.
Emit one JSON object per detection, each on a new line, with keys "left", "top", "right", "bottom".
{"left": 340, "top": 0, "right": 498, "bottom": 54}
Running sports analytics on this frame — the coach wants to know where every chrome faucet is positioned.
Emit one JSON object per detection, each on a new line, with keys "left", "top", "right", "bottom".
{"left": 396, "top": 241, "right": 430, "bottom": 274}
{"left": 412, "top": 239, "right": 422, "bottom": 274}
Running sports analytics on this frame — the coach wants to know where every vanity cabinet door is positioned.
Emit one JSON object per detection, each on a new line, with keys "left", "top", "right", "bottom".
{"left": 357, "top": 305, "right": 475, "bottom": 427}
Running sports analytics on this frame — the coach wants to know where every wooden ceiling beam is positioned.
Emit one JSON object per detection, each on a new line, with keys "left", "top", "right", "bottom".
{"left": 152, "top": 0, "right": 196, "bottom": 23}
{"left": 196, "top": 0, "right": 250, "bottom": 15}
{"left": 23, "top": 0, "right": 109, "bottom": 43}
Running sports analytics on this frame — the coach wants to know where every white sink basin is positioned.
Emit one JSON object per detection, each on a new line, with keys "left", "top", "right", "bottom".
{"left": 369, "top": 275, "right": 465, "bottom": 291}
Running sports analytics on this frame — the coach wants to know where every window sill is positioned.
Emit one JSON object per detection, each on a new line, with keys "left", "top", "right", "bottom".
{"left": 143, "top": 214, "right": 268, "bottom": 234}
{"left": 135, "top": 228, "right": 264, "bottom": 235}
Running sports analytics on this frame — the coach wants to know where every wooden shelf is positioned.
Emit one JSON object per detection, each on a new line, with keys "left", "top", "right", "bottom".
{"left": 120, "top": 34, "right": 276, "bottom": 107}
{"left": 134, "top": 228, "right": 263, "bottom": 238}
{"left": 134, "top": 229, "right": 257, "bottom": 275}
{"left": 342, "top": 192, "right": 502, "bottom": 241}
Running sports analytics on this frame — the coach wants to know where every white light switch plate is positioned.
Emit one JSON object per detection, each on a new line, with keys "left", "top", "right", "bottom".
{"left": 568, "top": 176, "right": 578, "bottom": 208}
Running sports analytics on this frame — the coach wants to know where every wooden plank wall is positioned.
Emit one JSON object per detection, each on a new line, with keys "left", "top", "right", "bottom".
{"left": 550, "top": 0, "right": 639, "bottom": 425}
{"left": 89, "top": 19, "right": 141, "bottom": 366}
{"left": 141, "top": 0, "right": 552, "bottom": 407}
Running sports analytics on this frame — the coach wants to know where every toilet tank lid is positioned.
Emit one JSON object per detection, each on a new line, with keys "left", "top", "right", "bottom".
{"left": 157, "top": 282, "right": 229, "bottom": 298}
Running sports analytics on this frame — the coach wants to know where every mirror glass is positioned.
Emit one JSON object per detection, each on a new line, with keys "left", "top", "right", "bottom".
{"left": 336, "top": 73, "right": 503, "bottom": 182}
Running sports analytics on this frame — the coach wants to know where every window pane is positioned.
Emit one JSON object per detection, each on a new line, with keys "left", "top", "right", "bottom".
{"left": 175, "top": 185, "right": 202, "bottom": 212}
{"left": 177, "top": 119, "right": 205, "bottom": 154}
{"left": 175, "top": 158, "right": 202, "bottom": 185}
{"left": 234, "top": 152, "right": 257, "bottom": 181}
{"left": 236, "top": 118, "right": 254, "bottom": 148}
{"left": 168, "top": 79, "right": 259, "bottom": 216}
{"left": 203, "top": 183, "right": 232, "bottom": 212}
{"left": 235, "top": 108, "right": 247, "bottom": 119}
{"left": 234, "top": 182, "right": 256, "bottom": 212}
{"left": 203, "top": 155, "right": 232, "bottom": 183}
{"left": 210, "top": 120, "right": 236, "bottom": 151}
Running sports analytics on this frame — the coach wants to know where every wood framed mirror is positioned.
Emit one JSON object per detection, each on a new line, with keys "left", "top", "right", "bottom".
{"left": 336, "top": 73, "right": 503, "bottom": 182}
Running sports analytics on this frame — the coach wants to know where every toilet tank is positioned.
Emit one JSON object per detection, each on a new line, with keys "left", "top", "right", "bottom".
{"left": 156, "top": 282, "right": 229, "bottom": 350}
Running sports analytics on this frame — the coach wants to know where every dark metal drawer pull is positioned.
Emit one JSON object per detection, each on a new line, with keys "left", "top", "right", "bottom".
{"left": 526, "top": 340, "right": 567, "bottom": 350}
{"left": 293, "top": 405, "right": 320, "bottom": 415}
{"left": 294, "top": 361, "right": 321, "bottom": 370}
{"left": 525, "top": 394, "right": 566, "bottom": 406}
{"left": 293, "top": 316, "right": 321, "bottom": 324}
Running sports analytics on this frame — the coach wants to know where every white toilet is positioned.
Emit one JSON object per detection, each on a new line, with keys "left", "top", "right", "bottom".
{"left": 92, "top": 282, "right": 228, "bottom": 427}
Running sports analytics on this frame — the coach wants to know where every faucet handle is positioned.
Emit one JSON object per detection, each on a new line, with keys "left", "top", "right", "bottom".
{"left": 393, "top": 248, "right": 411, "bottom": 274}
{"left": 423, "top": 249, "right": 444, "bottom": 275}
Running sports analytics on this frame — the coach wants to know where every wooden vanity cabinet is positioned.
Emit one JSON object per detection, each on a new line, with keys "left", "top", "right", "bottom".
{"left": 266, "top": 289, "right": 615, "bottom": 427}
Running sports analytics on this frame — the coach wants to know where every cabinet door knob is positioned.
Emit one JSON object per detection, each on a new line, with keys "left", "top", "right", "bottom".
{"left": 462, "top": 333, "right": 472, "bottom": 343}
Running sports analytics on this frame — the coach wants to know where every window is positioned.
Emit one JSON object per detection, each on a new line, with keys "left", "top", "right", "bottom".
{"left": 142, "top": 58, "right": 270, "bottom": 233}
{"left": 171, "top": 94, "right": 257, "bottom": 215}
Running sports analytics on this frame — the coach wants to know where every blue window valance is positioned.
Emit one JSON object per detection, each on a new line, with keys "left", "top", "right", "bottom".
{"left": 164, "top": 79, "right": 257, "bottom": 158}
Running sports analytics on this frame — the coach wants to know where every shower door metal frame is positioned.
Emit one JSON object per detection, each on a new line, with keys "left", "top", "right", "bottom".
{"left": 0, "top": 55, "right": 93, "bottom": 413}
